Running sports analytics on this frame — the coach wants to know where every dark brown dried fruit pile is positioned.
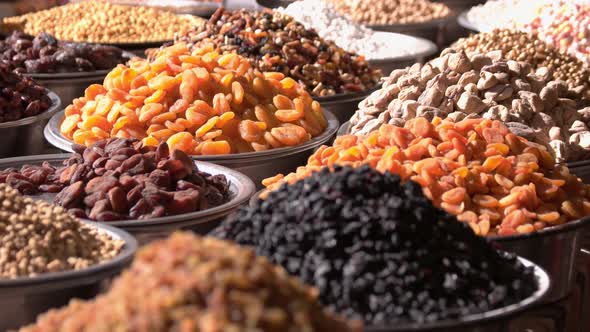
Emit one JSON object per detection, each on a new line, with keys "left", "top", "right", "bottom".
{"left": 19, "top": 233, "right": 360, "bottom": 332}
{"left": 173, "top": 8, "right": 381, "bottom": 97}
{"left": 0, "top": 31, "right": 131, "bottom": 74}
{"left": 0, "top": 138, "right": 230, "bottom": 221}
{"left": 0, "top": 62, "right": 51, "bottom": 122}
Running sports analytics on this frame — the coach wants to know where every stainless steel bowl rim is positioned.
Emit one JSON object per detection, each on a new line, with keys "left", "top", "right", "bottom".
{"left": 367, "top": 14, "right": 456, "bottom": 31}
{"left": 314, "top": 85, "right": 380, "bottom": 103}
{"left": 366, "top": 35, "right": 437, "bottom": 64}
{"left": 0, "top": 222, "right": 137, "bottom": 289}
{"left": 45, "top": 109, "right": 339, "bottom": 161}
{"left": 490, "top": 214, "right": 590, "bottom": 242}
{"left": 565, "top": 159, "right": 590, "bottom": 168}
{"left": 456, "top": 10, "right": 482, "bottom": 32}
{"left": 24, "top": 51, "right": 135, "bottom": 80}
{"left": 0, "top": 154, "right": 255, "bottom": 228}
{"left": 366, "top": 256, "right": 549, "bottom": 331}
{"left": 0, "top": 91, "right": 60, "bottom": 129}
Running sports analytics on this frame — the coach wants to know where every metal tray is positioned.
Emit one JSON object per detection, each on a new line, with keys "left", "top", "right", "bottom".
{"left": 366, "top": 257, "right": 549, "bottom": 332}
{"left": 44, "top": 109, "right": 339, "bottom": 189}
{"left": 0, "top": 91, "right": 60, "bottom": 158}
{"left": 0, "top": 154, "right": 255, "bottom": 244}
{"left": 0, "top": 222, "right": 137, "bottom": 331}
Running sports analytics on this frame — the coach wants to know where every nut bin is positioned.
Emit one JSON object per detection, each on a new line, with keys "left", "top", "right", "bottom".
{"left": 45, "top": 109, "right": 339, "bottom": 189}
{"left": 0, "top": 222, "right": 137, "bottom": 331}
{"left": 0, "top": 154, "right": 255, "bottom": 244}
{"left": 365, "top": 257, "right": 549, "bottom": 332}
{"left": 0, "top": 91, "right": 60, "bottom": 158}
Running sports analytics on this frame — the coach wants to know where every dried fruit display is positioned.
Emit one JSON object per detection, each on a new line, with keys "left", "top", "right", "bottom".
{"left": 19, "top": 233, "right": 360, "bottom": 332}
{"left": 0, "top": 62, "right": 52, "bottom": 122}
{"left": 0, "top": 138, "right": 230, "bottom": 221}
{"left": 216, "top": 165, "right": 538, "bottom": 324}
{"left": 174, "top": 8, "right": 381, "bottom": 97}
{"left": 60, "top": 42, "right": 327, "bottom": 155}
{"left": 349, "top": 49, "right": 590, "bottom": 162}
{"left": 0, "top": 184, "right": 123, "bottom": 278}
{"left": 264, "top": 117, "right": 590, "bottom": 236}
{"left": 452, "top": 29, "right": 590, "bottom": 92}
{"left": 0, "top": 31, "right": 132, "bottom": 74}
{"left": 327, "top": 0, "right": 450, "bottom": 25}
{"left": 2, "top": 1, "right": 199, "bottom": 44}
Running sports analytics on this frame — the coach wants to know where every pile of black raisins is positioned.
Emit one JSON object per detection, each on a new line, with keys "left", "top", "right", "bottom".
{"left": 0, "top": 31, "right": 130, "bottom": 74}
{"left": 214, "top": 165, "right": 538, "bottom": 325}
{"left": 0, "top": 64, "right": 51, "bottom": 122}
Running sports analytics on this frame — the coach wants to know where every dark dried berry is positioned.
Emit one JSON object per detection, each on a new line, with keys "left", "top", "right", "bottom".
{"left": 214, "top": 165, "right": 538, "bottom": 325}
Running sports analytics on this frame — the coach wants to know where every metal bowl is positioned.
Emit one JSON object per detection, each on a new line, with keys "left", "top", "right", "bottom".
{"left": 45, "top": 109, "right": 339, "bottom": 189}
{"left": 315, "top": 90, "right": 374, "bottom": 124}
{"left": 566, "top": 159, "right": 590, "bottom": 184}
{"left": 366, "top": 256, "right": 549, "bottom": 332}
{"left": 27, "top": 51, "right": 135, "bottom": 106}
{"left": 0, "top": 222, "right": 137, "bottom": 331}
{"left": 368, "top": 15, "right": 456, "bottom": 47}
{"left": 0, "top": 90, "right": 60, "bottom": 158}
{"left": 368, "top": 33, "right": 437, "bottom": 75}
{"left": 255, "top": 0, "right": 297, "bottom": 8}
{"left": 0, "top": 154, "right": 255, "bottom": 244}
{"left": 456, "top": 10, "right": 481, "bottom": 32}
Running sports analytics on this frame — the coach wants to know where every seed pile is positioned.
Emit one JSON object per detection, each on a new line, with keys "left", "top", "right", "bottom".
{"left": 0, "top": 184, "right": 123, "bottom": 278}
{"left": 327, "top": 0, "right": 450, "bottom": 25}
{"left": 19, "top": 233, "right": 360, "bottom": 332}
{"left": 2, "top": 1, "right": 199, "bottom": 44}
{"left": 0, "top": 139, "right": 230, "bottom": 221}
{"left": 175, "top": 8, "right": 381, "bottom": 97}
{"left": 217, "top": 165, "right": 538, "bottom": 324}
{"left": 279, "top": 0, "right": 432, "bottom": 60}
{"left": 349, "top": 48, "right": 590, "bottom": 162}
{"left": 0, "top": 63, "right": 51, "bottom": 122}
{"left": 61, "top": 42, "right": 327, "bottom": 154}
{"left": 264, "top": 118, "right": 590, "bottom": 236}
{"left": 452, "top": 29, "right": 590, "bottom": 91}
{"left": 0, "top": 31, "right": 131, "bottom": 74}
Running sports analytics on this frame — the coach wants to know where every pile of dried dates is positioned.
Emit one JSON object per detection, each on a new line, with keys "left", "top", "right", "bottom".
{"left": 0, "top": 138, "right": 230, "bottom": 221}
{"left": 0, "top": 31, "right": 131, "bottom": 74}
{"left": 0, "top": 62, "right": 51, "bottom": 122}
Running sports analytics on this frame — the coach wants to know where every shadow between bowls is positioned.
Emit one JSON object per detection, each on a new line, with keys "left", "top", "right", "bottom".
{"left": 0, "top": 154, "right": 255, "bottom": 244}
{"left": 366, "top": 256, "right": 549, "bottom": 332}
{"left": 0, "top": 222, "right": 137, "bottom": 331}
{"left": 44, "top": 109, "right": 339, "bottom": 189}
{"left": 0, "top": 91, "right": 60, "bottom": 158}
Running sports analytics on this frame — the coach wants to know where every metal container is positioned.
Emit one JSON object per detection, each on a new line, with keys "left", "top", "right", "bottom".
{"left": 0, "top": 222, "right": 137, "bottom": 331}
{"left": 457, "top": 10, "right": 481, "bottom": 33}
{"left": 367, "top": 257, "right": 549, "bottom": 332}
{"left": 316, "top": 92, "right": 371, "bottom": 125}
{"left": 0, "top": 91, "right": 60, "bottom": 158}
{"left": 368, "top": 15, "right": 455, "bottom": 48}
{"left": 338, "top": 120, "right": 351, "bottom": 136}
{"left": 0, "top": 1, "right": 17, "bottom": 19}
{"left": 0, "top": 154, "right": 255, "bottom": 244}
{"left": 255, "top": 0, "right": 296, "bottom": 8}
{"left": 489, "top": 216, "right": 590, "bottom": 302}
{"left": 27, "top": 51, "right": 135, "bottom": 105}
{"left": 45, "top": 109, "right": 339, "bottom": 189}
{"left": 566, "top": 159, "right": 590, "bottom": 184}
{"left": 368, "top": 33, "right": 438, "bottom": 75}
